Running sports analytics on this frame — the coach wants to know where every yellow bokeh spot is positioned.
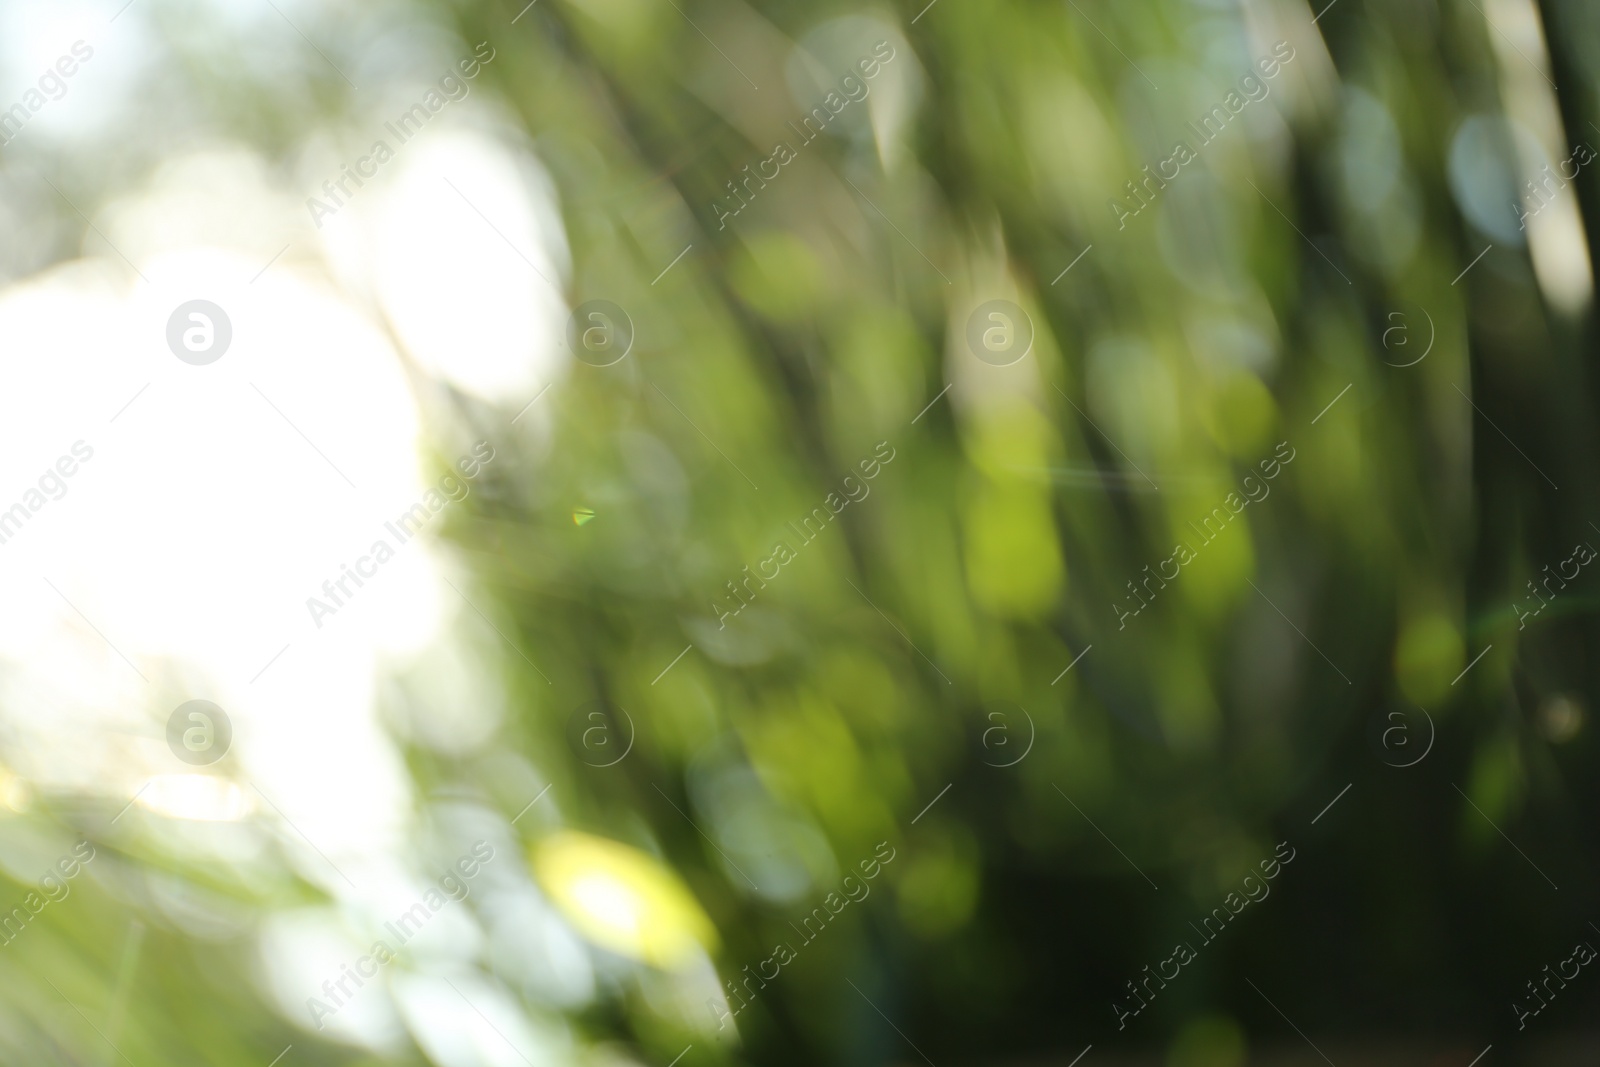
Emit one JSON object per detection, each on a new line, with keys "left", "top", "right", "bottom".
{"left": 534, "top": 830, "right": 718, "bottom": 969}
{"left": 1203, "top": 373, "right": 1276, "bottom": 458}
{"left": 961, "top": 402, "right": 1055, "bottom": 483}
{"left": 1393, "top": 612, "right": 1464, "bottom": 705}
{"left": 137, "top": 774, "right": 252, "bottom": 822}
{"left": 729, "top": 232, "right": 826, "bottom": 323}
{"left": 1166, "top": 497, "right": 1254, "bottom": 619}
{"left": 895, "top": 835, "right": 978, "bottom": 938}
{"left": 1167, "top": 1015, "right": 1247, "bottom": 1067}
{"left": 0, "top": 768, "right": 32, "bottom": 813}
{"left": 962, "top": 481, "right": 1064, "bottom": 619}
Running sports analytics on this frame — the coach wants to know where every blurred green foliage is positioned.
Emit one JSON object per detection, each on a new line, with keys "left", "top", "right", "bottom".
{"left": 6, "top": 0, "right": 1600, "bottom": 1063}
